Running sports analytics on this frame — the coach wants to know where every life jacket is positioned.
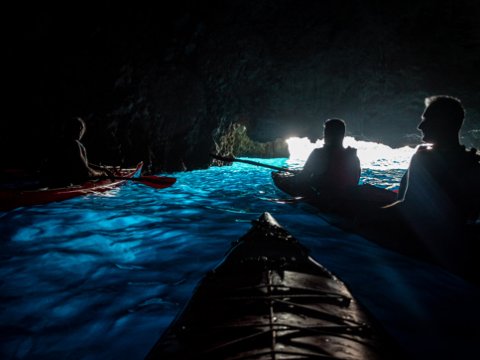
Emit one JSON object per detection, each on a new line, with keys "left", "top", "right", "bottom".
{"left": 309, "top": 146, "right": 360, "bottom": 191}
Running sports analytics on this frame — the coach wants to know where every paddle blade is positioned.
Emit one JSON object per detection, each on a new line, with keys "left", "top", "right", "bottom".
{"left": 210, "top": 153, "right": 234, "bottom": 163}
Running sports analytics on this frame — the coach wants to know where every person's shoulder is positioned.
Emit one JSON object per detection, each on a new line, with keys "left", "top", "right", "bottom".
{"left": 416, "top": 145, "right": 431, "bottom": 153}
{"left": 344, "top": 146, "right": 359, "bottom": 159}
{"left": 304, "top": 147, "right": 324, "bottom": 162}
{"left": 406, "top": 145, "right": 432, "bottom": 167}
{"left": 345, "top": 146, "right": 357, "bottom": 154}
{"left": 310, "top": 147, "right": 326, "bottom": 156}
{"left": 412, "top": 145, "right": 432, "bottom": 158}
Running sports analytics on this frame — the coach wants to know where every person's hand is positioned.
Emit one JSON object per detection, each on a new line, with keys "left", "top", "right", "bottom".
{"left": 89, "top": 168, "right": 112, "bottom": 179}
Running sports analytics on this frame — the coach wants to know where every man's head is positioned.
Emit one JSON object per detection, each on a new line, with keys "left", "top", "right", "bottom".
{"left": 324, "top": 118, "right": 346, "bottom": 146}
{"left": 418, "top": 96, "right": 464, "bottom": 145}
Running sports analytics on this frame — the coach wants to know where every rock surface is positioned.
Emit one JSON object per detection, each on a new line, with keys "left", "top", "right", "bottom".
{"left": 3, "top": 0, "right": 480, "bottom": 172}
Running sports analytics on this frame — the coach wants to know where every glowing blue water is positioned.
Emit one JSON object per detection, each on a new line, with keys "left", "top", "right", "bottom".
{"left": 0, "top": 159, "right": 478, "bottom": 360}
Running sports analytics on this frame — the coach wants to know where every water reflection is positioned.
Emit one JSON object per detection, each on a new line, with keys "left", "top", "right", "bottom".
{"left": 0, "top": 158, "right": 478, "bottom": 360}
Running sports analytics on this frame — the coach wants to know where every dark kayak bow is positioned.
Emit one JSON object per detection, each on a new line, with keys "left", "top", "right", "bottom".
{"left": 146, "top": 212, "right": 404, "bottom": 360}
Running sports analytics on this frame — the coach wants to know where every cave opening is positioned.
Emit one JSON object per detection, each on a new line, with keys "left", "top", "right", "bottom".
{"left": 285, "top": 137, "right": 417, "bottom": 170}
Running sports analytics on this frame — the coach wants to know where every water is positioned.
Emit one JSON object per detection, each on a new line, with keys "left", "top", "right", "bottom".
{"left": 1, "top": 158, "right": 479, "bottom": 360}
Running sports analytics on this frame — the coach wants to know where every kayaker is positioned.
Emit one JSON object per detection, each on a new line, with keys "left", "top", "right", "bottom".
{"left": 41, "top": 117, "right": 112, "bottom": 186}
{"left": 376, "top": 95, "right": 479, "bottom": 281}
{"left": 397, "top": 95, "right": 479, "bottom": 222}
{"left": 299, "top": 118, "right": 361, "bottom": 194}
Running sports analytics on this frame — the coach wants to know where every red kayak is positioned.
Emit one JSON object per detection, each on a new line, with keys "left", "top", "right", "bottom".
{"left": 0, "top": 162, "right": 146, "bottom": 211}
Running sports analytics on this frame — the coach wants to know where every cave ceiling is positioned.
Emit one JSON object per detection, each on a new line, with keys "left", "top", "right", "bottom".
{"left": 3, "top": 0, "right": 480, "bottom": 171}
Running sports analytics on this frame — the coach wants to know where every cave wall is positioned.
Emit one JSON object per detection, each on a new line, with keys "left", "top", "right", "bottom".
{"left": 3, "top": 0, "right": 480, "bottom": 172}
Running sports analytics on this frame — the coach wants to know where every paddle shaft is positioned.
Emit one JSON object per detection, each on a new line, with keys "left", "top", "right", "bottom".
{"left": 210, "top": 154, "right": 296, "bottom": 173}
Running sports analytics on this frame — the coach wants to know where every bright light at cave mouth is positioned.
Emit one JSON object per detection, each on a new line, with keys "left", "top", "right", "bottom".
{"left": 286, "top": 136, "right": 417, "bottom": 170}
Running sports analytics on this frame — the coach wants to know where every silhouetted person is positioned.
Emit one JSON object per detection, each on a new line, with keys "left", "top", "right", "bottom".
{"left": 398, "top": 96, "right": 479, "bottom": 221}
{"left": 387, "top": 95, "right": 479, "bottom": 279}
{"left": 300, "top": 118, "right": 361, "bottom": 193}
{"left": 41, "top": 117, "right": 111, "bottom": 187}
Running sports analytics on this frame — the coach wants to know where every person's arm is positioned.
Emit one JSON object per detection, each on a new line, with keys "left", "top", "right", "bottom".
{"left": 384, "top": 153, "right": 419, "bottom": 208}
{"left": 397, "top": 146, "right": 429, "bottom": 200}
{"left": 89, "top": 163, "right": 115, "bottom": 177}
{"left": 75, "top": 139, "right": 87, "bottom": 160}
{"left": 397, "top": 170, "right": 408, "bottom": 200}
{"left": 89, "top": 163, "right": 103, "bottom": 170}
{"left": 76, "top": 141, "right": 110, "bottom": 178}
{"left": 343, "top": 147, "right": 361, "bottom": 187}
{"left": 301, "top": 150, "right": 315, "bottom": 175}
{"left": 400, "top": 151, "right": 435, "bottom": 208}
{"left": 352, "top": 153, "right": 361, "bottom": 185}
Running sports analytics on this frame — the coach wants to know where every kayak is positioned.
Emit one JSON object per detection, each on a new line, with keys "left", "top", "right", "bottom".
{"left": 272, "top": 171, "right": 397, "bottom": 217}
{"left": 146, "top": 212, "right": 404, "bottom": 359}
{"left": 270, "top": 171, "right": 431, "bottom": 259}
{"left": 272, "top": 172, "right": 480, "bottom": 285}
{"left": 0, "top": 162, "right": 144, "bottom": 211}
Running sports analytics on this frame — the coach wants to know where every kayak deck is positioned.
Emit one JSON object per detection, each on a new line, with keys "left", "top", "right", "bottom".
{"left": 0, "top": 162, "right": 143, "bottom": 211}
{"left": 272, "top": 171, "right": 397, "bottom": 216}
{"left": 271, "top": 172, "right": 480, "bottom": 286}
{"left": 271, "top": 171, "right": 402, "bottom": 243}
{"left": 146, "top": 212, "right": 403, "bottom": 359}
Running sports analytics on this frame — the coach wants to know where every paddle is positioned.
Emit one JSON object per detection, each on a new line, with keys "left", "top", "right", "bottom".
{"left": 210, "top": 153, "right": 297, "bottom": 173}
{"left": 97, "top": 175, "right": 176, "bottom": 189}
